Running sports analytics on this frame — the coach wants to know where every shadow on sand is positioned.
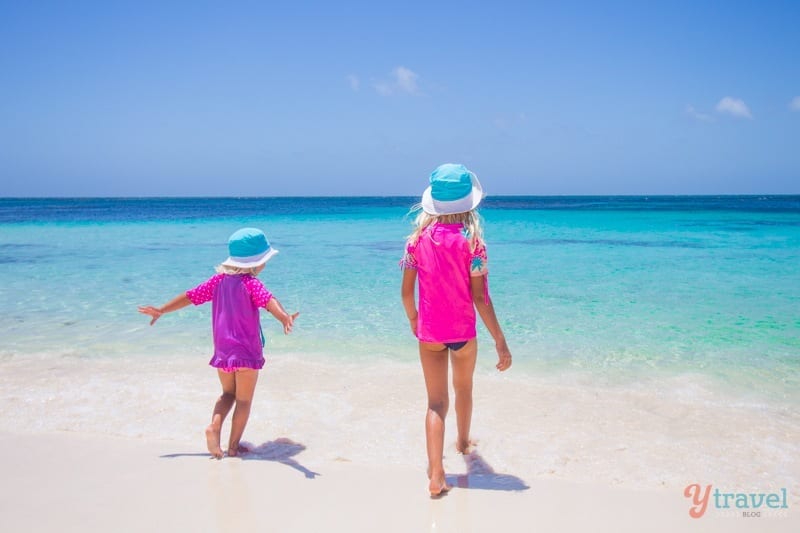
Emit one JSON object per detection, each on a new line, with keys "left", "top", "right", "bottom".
{"left": 160, "top": 437, "right": 320, "bottom": 479}
{"left": 445, "top": 450, "right": 529, "bottom": 492}
{"left": 238, "top": 438, "right": 320, "bottom": 479}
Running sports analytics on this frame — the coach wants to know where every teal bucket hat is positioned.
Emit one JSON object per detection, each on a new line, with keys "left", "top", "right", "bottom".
{"left": 221, "top": 228, "right": 278, "bottom": 268}
{"left": 421, "top": 163, "right": 484, "bottom": 215}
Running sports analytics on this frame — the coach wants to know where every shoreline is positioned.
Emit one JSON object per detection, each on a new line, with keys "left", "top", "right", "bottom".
{"left": 3, "top": 430, "right": 796, "bottom": 532}
{"left": 1, "top": 353, "right": 797, "bottom": 494}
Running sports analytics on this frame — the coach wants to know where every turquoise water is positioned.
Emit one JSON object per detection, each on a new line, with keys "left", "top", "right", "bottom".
{"left": 1, "top": 196, "right": 799, "bottom": 403}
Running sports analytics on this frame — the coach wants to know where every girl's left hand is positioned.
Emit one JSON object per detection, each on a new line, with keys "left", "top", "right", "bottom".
{"left": 138, "top": 306, "right": 163, "bottom": 326}
{"left": 408, "top": 316, "right": 417, "bottom": 337}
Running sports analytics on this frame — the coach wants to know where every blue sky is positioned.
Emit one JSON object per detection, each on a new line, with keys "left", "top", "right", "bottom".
{"left": 1, "top": 1, "right": 798, "bottom": 196}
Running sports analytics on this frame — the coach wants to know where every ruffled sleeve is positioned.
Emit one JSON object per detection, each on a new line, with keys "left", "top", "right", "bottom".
{"left": 469, "top": 239, "right": 489, "bottom": 277}
{"left": 186, "top": 273, "right": 225, "bottom": 305}
{"left": 470, "top": 240, "right": 490, "bottom": 305}
{"left": 242, "top": 276, "right": 274, "bottom": 308}
{"left": 399, "top": 240, "right": 418, "bottom": 270}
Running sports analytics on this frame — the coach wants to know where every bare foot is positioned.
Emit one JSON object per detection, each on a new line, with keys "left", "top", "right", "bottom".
{"left": 429, "top": 477, "right": 451, "bottom": 498}
{"left": 427, "top": 467, "right": 451, "bottom": 497}
{"left": 456, "top": 438, "right": 476, "bottom": 454}
{"left": 227, "top": 442, "right": 250, "bottom": 458}
{"left": 205, "top": 425, "right": 223, "bottom": 459}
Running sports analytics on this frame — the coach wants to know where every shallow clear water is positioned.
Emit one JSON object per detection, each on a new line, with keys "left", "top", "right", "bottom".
{"left": 2, "top": 196, "right": 798, "bottom": 400}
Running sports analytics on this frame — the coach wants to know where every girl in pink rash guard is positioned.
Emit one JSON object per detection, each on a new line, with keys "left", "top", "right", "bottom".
{"left": 139, "top": 228, "right": 299, "bottom": 459}
{"left": 400, "top": 164, "right": 512, "bottom": 497}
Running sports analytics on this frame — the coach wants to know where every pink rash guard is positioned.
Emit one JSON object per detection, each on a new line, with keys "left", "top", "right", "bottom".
{"left": 400, "top": 222, "right": 489, "bottom": 343}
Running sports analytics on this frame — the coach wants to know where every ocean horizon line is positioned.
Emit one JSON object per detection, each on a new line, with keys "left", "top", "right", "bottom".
{"left": 3, "top": 195, "right": 800, "bottom": 224}
{"left": 2, "top": 193, "right": 800, "bottom": 200}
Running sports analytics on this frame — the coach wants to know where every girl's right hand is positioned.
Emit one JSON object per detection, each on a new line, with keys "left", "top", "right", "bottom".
{"left": 495, "top": 341, "right": 512, "bottom": 372}
{"left": 282, "top": 312, "right": 300, "bottom": 334}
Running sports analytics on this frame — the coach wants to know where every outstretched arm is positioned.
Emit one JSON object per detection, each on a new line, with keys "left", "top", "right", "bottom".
{"left": 401, "top": 269, "right": 418, "bottom": 337}
{"left": 266, "top": 297, "right": 300, "bottom": 334}
{"left": 138, "top": 293, "right": 192, "bottom": 326}
{"left": 470, "top": 275, "right": 512, "bottom": 371}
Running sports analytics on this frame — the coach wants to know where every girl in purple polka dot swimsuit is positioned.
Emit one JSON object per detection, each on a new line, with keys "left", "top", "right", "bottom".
{"left": 138, "top": 228, "right": 299, "bottom": 459}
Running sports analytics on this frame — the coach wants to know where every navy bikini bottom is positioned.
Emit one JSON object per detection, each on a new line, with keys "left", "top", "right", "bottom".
{"left": 444, "top": 341, "right": 468, "bottom": 351}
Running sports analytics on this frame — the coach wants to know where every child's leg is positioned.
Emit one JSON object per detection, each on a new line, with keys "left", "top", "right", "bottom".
{"left": 450, "top": 339, "right": 478, "bottom": 454}
{"left": 206, "top": 370, "right": 236, "bottom": 459}
{"left": 227, "top": 369, "right": 259, "bottom": 457}
{"left": 419, "top": 342, "right": 451, "bottom": 496}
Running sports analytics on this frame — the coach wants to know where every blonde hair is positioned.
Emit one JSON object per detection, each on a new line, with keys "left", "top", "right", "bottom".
{"left": 406, "top": 205, "right": 484, "bottom": 251}
{"left": 215, "top": 264, "right": 262, "bottom": 275}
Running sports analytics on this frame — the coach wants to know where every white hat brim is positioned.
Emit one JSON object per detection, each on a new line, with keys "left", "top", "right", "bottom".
{"left": 420, "top": 174, "right": 484, "bottom": 215}
{"left": 221, "top": 248, "right": 279, "bottom": 268}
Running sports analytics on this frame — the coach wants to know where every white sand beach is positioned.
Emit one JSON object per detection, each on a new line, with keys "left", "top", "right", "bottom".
{"left": 5, "top": 430, "right": 793, "bottom": 533}
{"left": 0, "top": 354, "right": 797, "bottom": 532}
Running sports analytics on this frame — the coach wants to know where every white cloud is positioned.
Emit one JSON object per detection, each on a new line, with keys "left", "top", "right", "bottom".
{"left": 393, "top": 66, "right": 418, "bottom": 94}
{"left": 790, "top": 96, "right": 800, "bottom": 111}
{"left": 373, "top": 66, "right": 420, "bottom": 96}
{"left": 346, "top": 75, "right": 360, "bottom": 91}
{"left": 685, "top": 104, "right": 713, "bottom": 122}
{"left": 373, "top": 81, "right": 393, "bottom": 96}
{"left": 716, "top": 97, "right": 753, "bottom": 119}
